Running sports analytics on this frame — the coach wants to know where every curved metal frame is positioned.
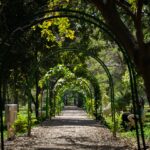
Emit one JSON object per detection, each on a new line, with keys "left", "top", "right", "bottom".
{"left": 53, "top": 79, "right": 91, "bottom": 109}
{"left": 47, "top": 74, "right": 93, "bottom": 116}
{"left": 44, "top": 63, "right": 96, "bottom": 113}
{"left": 0, "top": 7, "right": 145, "bottom": 150}
{"left": 39, "top": 48, "right": 115, "bottom": 135}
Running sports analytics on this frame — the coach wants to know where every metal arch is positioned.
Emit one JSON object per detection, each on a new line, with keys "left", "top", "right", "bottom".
{"left": 5, "top": 8, "right": 140, "bottom": 123}
{"left": 42, "top": 48, "right": 114, "bottom": 108}
{"left": 9, "top": 9, "right": 109, "bottom": 37}
{"left": 42, "top": 53, "right": 102, "bottom": 119}
{"left": 48, "top": 75, "right": 93, "bottom": 116}
{"left": 53, "top": 80, "right": 92, "bottom": 109}
{"left": 0, "top": 8, "right": 134, "bottom": 118}
{"left": 0, "top": 8, "right": 145, "bottom": 149}
{"left": 44, "top": 66, "right": 93, "bottom": 117}
{"left": 38, "top": 48, "right": 115, "bottom": 134}
{"left": 44, "top": 49, "right": 144, "bottom": 148}
{"left": 54, "top": 79, "right": 93, "bottom": 108}
{"left": 111, "top": 38, "right": 146, "bottom": 149}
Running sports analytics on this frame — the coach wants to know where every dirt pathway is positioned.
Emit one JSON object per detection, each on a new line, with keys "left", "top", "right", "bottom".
{"left": 5, "top": 106, "right": 136, "bottom": 150}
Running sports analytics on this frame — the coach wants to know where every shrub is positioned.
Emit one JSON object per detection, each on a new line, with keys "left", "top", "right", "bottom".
{"left": 144, "top": 126, "right": 150, "bottom": 141}
{"left": 13, "top": 113, "right": 28, "bottom": 133}
{"left": 13, "top": 113, "right": 37, "bottom": 133}
{"left": 105, "top": 112, "right": 123, "bottom": 132}
{"left": 105, "top": 116, "right": 114, "bottom": 129}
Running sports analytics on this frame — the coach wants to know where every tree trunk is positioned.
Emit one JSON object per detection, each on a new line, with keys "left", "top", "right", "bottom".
{"left": 138, "top": 45, "right": 150, "bottom": 102}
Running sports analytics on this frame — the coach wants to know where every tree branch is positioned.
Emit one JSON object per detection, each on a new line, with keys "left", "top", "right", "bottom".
{"left": 135, "top": 0, "right": 144, "bottom": 47}
{"left": 115, "top": 0, "right": 136, "bottom": 22}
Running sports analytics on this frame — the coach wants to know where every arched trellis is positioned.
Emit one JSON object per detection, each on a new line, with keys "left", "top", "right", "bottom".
{"left": 42, "top": 66, "right": 95, "bottom": 118}
{"left": 0, "top": 7, "right": 145, "bottom": 149}
{"left": 42, "top": 63, "right": 100, "bottom": 114}
{"left": 37, "top": 48, "right": 115, "bottom": 135}
{"left": 43, "top": 65, "right": 74, "bottom": 118}
{"left": 52, "top": 79, "right": 92, "bottom": 111}
{"left": 53, "top": 78, "right": 93, "bottom": 109}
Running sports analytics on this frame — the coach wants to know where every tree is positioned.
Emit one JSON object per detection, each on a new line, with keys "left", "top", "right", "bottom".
{"left": 91, "top": 0, "right": 150, "bottom": 102}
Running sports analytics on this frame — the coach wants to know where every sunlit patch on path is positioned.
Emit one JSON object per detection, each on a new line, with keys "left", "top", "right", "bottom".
{"left": 5, "top": 106, "right": 135, "bottom": 150}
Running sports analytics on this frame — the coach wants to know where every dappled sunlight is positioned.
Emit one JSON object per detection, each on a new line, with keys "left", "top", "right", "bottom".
{"left": 5, "top": 106, "right": 135, "bottom": 150}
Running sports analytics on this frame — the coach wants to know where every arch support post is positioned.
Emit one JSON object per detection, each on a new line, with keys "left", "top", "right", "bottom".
{"left": 27, "top": 93, "right": 32, "bottom": 136}
{"left": 49, "top": 82, "right": 53, "bottom": 119}
{"left": 0, "top": 64, "right": 4, "bottom": 149}
{"left": 95, "top": 99, "right": 98, "bottom": 120}
{"left": 132, "top": 68, "right": 146, "bottom": 150}
{"left": 46, "top": 79, "right": 49, "bottom": 118}
{"left": 0, "top": 75, "right": 4, "bottom": 150}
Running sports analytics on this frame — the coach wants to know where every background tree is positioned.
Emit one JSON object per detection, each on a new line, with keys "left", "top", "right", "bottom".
{"left": 91, "top": 0, "right": 150, "bottom": 102}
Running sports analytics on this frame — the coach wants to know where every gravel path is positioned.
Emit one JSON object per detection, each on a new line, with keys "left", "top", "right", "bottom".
{"left": 5, "top": 106, "right": 136, "bottom": 150}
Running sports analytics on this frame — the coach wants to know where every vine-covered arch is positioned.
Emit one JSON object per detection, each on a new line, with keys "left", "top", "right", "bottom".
{"left": 53, "top": 79, "right": 91, "bottom": 110}
{"left": 39, "top": 64, "right": 100, "bottom": 118}
{"left": 0, "top": 4, "right": 145, "bottom": 149}
{"left": 36, "top": 47, "right": 116, "bottom": 136}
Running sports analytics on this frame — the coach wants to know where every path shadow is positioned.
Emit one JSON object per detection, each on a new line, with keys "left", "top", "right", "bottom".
{"left": 41, "top": 118, "right": 105, "bottom": 128}
{"left": 41, "top": 106, "right": 105, "bottom": 127}
{"left": 51, "top": 135, "right": 132, "bottom": 149}
{"left": 35, "top": 143, "right": 130, "bottom": 150}
{"left": 63, "top": 106, "right": 83, "bottom": 110}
